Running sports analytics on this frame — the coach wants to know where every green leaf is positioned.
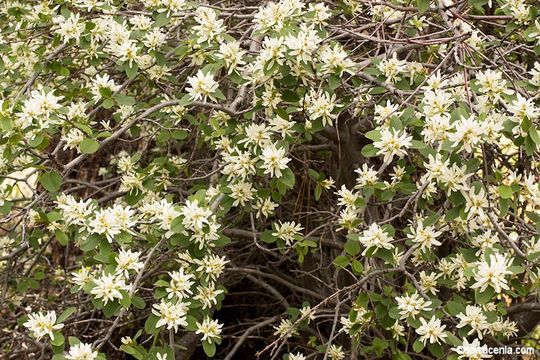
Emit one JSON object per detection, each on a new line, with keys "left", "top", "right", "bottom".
{"left": 530, "top": 127, "right": 540, "bottom": 145}
{"left": 261, "top": 230, "right": 277, "bottom": 244}
{"left": 172, "top": 130, "right": 189, "bottom": 140}
{"left": 427, "top": 343, "right": 443, "bottom": 358}
{"left": 361, "top": 144, "right": 378, "bottom": 157}
{"left": 102, "top": 98, "right": 115, "bottom": 109}
{"left": 125, "top": 63, "right": 139, "bottom": 79}
{"left": 333, "top": 255, "right": 349, "bottom": 268}
{"left": 279, "top": 168, "right": 295, "bottom": 188}
{"left": 154, "top": 12, "right": 171, "bottom": 27}
{"left": 328, "top": 75, "right": 340, "bottom": 90}
{"left": 120, "top": 290, "right": 131, "bottom": 308}
{"left": 410, "top": 140, "right": 427, "bottom": 149}
{"left": 365, "top": 129, "right": 381, "bottom": 141}
{"left": 282, "top": 90, "right": 300, "bottom": 102}
{"left": 55, "top": 230, "right": 69, "bottom": 246}
{"left": 132, "top": 296, "right": 146, "bottom": 309}
{"left": 351, "top": 259, "right": 364, "bottom": 274}
{"left": 509, "top": 265, "right": 524, "bottom": 274}
{"left": 81, "top": 234, "right": 101, "bottom": 252}
{"left": 175, "top": 44, "right": 189, "bottom": 58}
{"left": 498, "top": 185, "right": 513, "bottom": 199}
{"left": 51, "top": 332, "right": 65, "bottom": 346}
{"left": 314, "top": 184, "right": 322, "bottom": 201}
{"left": 475, "top": 286, "right": 495, "bottom": 305}
{"left": 202, "top": 340, "right": 216, "bottom": 357}
{"left": 412, "top": 338, "right": 425, "bottom": 352}
{"left": 39, "top": 171, "right": 62, "bottom": 192}
{"left": 68, "top": 336, "right": 80, "bottom": 346}
{"left": 57, "top": 307, "right": 76, "bottom": 323}
{"left": 417, "top": 0, "right": 430, "bottom": 13}
{"left": 446, "top": 301, "right": 465, "bottom": 316}
{"left": 344, "top": 239, "right": 361, "bottom": 256}
{"left": 80, "top": 138, "right": 100, "bottom": 154}
{"left": 525, "top": 134, "right": 536, "bottom": 156}
{"left": 114, "top": 94, "right": 136, "bottom": 106}
{"left": 186, "top": 315, "right": 198, "bottom": 331}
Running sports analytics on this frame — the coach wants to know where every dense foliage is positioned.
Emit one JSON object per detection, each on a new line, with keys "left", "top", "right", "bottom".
{"left": 2, "top": 0, "right": 540, "bottom": 359}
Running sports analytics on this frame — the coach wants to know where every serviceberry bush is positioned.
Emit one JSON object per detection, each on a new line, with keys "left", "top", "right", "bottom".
{"left": 1, "top": 0, "right": 540, "bottom": 359}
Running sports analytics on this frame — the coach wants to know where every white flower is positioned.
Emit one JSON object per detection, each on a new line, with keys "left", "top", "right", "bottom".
{"left": 238, "top": 123, "right": 271, "bottom": 149}
{"left": 254, "top": 197, "right": 278, "bottom": 218}
{"left": 407, "top": 222, "right": 442, "bottom": 251}
{"left": 194, "top": 283, "right": 224, "bottom": 309}
{"left": 439, "top": 163, "right": 472, "bottom": 195}
{"left": 288, "top": 353, "right": 307, "bottom": 360}
{"left": 90, "top": 74, "right": 120, "bottom": 102}
{"left": 260, "top": 144, "right": 291, "bottom": 178}
{"left": 355, "top": 164, "right": 378, "bottom": 187}
{"left": 336, "top": 185, "right": 359, "bottom": 207}
{"left": 300, "top": 306, "right": 316, "bottom": 323}
{"left": 180, "top": 199, "right": 211, "bottom": 231}
{"left": 88, "top": 209, "right": 122, "bottom": 242}
{"left": 54, "top": 13, "right": 84, "bottom": 44}
{"left": 115, "top": 249, "right": 144, "bottom": 277}
{"left": 285, "top": 24, "right": 321, "bottom": 63}
{"left": 396, "top": 292, "right": 432, "bottom": 319}
{"left": 269, "top": 115, "right": 296, "bottom": 138}
{"left": 448, "top": 115, "right": 484, "bottom": 153}
{"left": 23, "top": 311, "right": 65, "bottom": 340}
{"left": 422, "top": 90, "right": 454, "bottom": 117}
{"left": 471, "top": 252, "right": 512, "bottom": 293}
{"left": 507, "top": 93, "right": 539, "bottom": 121}
{"left": 471, "top": 230, "right": 499, "bottom": 255}
{"left": 529, "top": 62, "right": 540, "bottom": 86}
{"left": 56, "top": 193, "right": 95, "bottom": 227}
{"left": 272, "top": 221, "right": 303, "bottom": 246}
{"left": 192, "top": 7, "right": 226, "bottom": 43}
{"left": 259, "top": 36, "right": 286, "bottom": 67}
{"left": 65, "top": 342, "right": 98, "bottom": 360}
{"left": 319, "top": 43, "right": 356, "bottom": 76}
{"left": 419, "top": 271, "right": 440, "bottom": 295}
{"left": 62, "top": 128, "right": 85, "bottom": 151}
{"left": 195, "top": 317, "right": 223, "bottom": 344}
{"left": 273, "top": 318, "right": 298, "bottom": 338}
{"left": 415, "top": 316, "right": 447, "bottom": 345}
{"left": 463, "top": 187, "right": 488, "bottom": 219}
{"left": 475, "top": 69, "right": 513, "bottom": 101}
{"left": 166, "top": 268, "right": 194, "bottom": 299}
{"left": 110, "top": 204, "right": 137, "bottom": 232}
{"left": 327, "top": 344, "right": 345, "bottom": 360}
{"left": 186, "top": 70, "right": 219, "bottom": 102}
{"left": 357, "top": 223, "right": 394, "bottom": 255}
{"left": 161, "top": 0, "right": 186, "bottom": 13}
{"left": 374, "top": 100, "right": 402, "bottom": 125}
{"left": 71, "top": 267, "right": 93, "bottom": 288}
{"left": 194, "top": 253, "right": 229, "bottom": 282}
{"left": 90, "top": 273, "right": 129, "bottom": 304}
{"left": 261, "top": 85, "right": 282, "bottom": 109}
{"left": 306, "top": 91, "right": 340, "bottom": 127}
{"left": 452, "top": 338, "right": 492, "bottom": 359}
{"left": 217, "top": 41, "right": 246, "bottom": 73}
{"left": 373, "top": 129, "right": 412, "bottom": 164}
{"left": 309, "top": 2, "right": 332, "bottom": 25}
{"left": 456, "top": 305, "right": 489, "bottom": 339}
{"left": 152, "top": 300, "right": 188, "bottom": 332}
{"left": 229, "top": 181, "right": 255, "bottom": 207}
{"left": 377, "top": 53, "right": 407, "bottom": 83}
{"left": 143, "top": 28, "right": 166, "bottom": 51}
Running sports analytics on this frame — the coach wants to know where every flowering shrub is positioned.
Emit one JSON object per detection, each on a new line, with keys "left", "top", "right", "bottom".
{"left": 2, "top": 0, "right": 540, "bottom": 359}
